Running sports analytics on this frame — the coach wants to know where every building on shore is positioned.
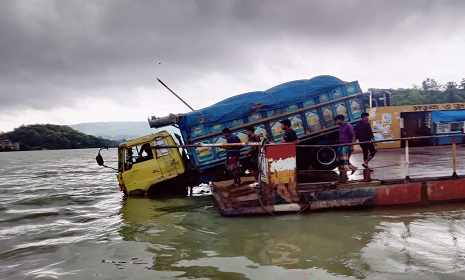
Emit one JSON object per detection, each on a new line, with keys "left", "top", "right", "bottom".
{"left": 0, "top": 140, "right": 20, "bottom": 151}
{"left": 368, "top": 102, "right": 465, "bottom": 149}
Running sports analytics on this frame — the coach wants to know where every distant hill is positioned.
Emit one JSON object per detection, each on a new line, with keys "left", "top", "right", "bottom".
{"left": 70, "top": 121, "right": 180, "bottom": 141}
{"left": 0, "top": 124, "right": 119, "bottom": 151}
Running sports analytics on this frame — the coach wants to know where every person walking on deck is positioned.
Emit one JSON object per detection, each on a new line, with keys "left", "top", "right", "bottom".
{"left": 335, "top": 115, "right": 357, "bottom": 183}
{"left": 222, "top": 128, "right": 242, "bottom": 187}
{"left": 245, "top": 126, "right": 260, "bottom": 185}
{"left": 355, "top": 112, "right": 376, "bottom": 170}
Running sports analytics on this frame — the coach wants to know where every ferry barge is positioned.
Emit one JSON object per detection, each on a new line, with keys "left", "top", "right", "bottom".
{"left": 211, "top": 136, "right": 465, "bottom": 216}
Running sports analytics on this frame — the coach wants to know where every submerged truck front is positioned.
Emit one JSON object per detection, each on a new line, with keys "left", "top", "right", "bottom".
{"left": 116, "top": 131, "right": 188, "bottom": 196}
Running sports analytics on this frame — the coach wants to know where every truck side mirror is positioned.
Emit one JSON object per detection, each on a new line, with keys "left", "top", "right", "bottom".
{"left": 96, "top": 147, "right": 108, "bottom": 166}
{"left": 96, "top": 153, "right": 104, "bottom": 166}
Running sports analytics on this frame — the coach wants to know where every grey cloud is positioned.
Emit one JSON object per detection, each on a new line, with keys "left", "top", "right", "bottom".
{"left": 1, "top": 0, "right": 464, "bottom": 112}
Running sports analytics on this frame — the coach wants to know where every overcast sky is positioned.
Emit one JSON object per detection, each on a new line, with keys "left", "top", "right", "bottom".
{"left": 1, "top": 0, "right": 464, "bottom": 132}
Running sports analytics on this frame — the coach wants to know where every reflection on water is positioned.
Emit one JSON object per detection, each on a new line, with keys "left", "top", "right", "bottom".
{"left": 119, "top": 197, "right": 362, "bottom": 279}
{"left": 1, "top": 149, "right": 465, "bottom": 279}
{"left": 363, "top": 205, "right": 465, "bottom": 276}
{"left": 119, "top": 197, "right": 465, "bottom": 279}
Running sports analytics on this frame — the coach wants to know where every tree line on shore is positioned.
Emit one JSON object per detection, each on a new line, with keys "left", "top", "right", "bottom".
{"left": 370, "top": 77, "right": 465, "bottom": 105}
{"left": 0, "top": 124, "right": 119, "bottom": 151}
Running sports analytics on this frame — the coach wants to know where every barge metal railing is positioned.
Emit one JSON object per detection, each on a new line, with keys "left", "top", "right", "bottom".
{"left": 152, "top": 133, "right": 465, "bottom": 183}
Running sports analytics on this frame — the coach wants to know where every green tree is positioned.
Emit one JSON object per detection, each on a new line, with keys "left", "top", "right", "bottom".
{"left": 460, "top": 78, "right": 465, "bottom": 90}
{"left": 422, "top": 78, "right": 442, "bottom": 91}
{"left": 444, "top": 81, "right": 464, "bottom": 103}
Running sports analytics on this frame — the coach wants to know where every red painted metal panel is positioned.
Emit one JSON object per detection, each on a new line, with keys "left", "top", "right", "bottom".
{"left": 263, "top": 143, "right": 298, "bottom": 203}
{"left": 375, "top": 183, "right": 422, "bottom": 205}
{"left": 265, "top": 143, "right": 296, "bottom": 159}
{"left": 427, "top": 178, "right": 465, "bottom": 201}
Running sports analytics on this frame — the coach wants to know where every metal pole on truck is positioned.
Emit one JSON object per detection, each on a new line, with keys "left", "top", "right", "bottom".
{"left": 157, "top": 78, "right": 195, "bottom": 112}
{"left": 150, "top": 142, "right": 263, "bottom": 149}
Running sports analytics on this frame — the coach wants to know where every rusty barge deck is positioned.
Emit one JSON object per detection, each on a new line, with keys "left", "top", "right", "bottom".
{"left": 211, "top": 174, "right": 465, "bottom": 216}
{"left": 211, "top": 142, "right": 465, "bottom": 216}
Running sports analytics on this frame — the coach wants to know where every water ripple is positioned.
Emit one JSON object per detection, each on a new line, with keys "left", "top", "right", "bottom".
{"left": 2, "top": 149, "right": 465, "bottom": 279}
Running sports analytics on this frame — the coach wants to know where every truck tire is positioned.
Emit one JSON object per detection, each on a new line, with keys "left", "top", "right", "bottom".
{"left": 310, "top": 140, "right": 338, "bottom": 170}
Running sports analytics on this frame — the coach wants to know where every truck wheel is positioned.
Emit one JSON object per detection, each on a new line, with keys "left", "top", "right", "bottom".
{"left": 311, "top": 146, "right": 338, "bottom": 170}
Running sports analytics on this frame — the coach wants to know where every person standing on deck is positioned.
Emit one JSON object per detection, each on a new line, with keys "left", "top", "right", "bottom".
{"left": 335, "top": 115, "right": 357, "bottom": 183}
{"left": 222, "top": 128, "right": 242, "bottom": 187}
{"left": 354, "top": 112, "right": 377, "bottom": 170}
{"left": 280, "top": 119, "right": 299, "bottom": 143}
{"left": 245, "top": 126, "right": 260, "bottom": 185}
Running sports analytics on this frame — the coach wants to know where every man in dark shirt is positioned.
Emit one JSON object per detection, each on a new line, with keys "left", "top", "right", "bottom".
{"left": 280, "top": 119, "right": 299, "bottom": 143}
{"left": 222, "top": 128, "right": 242, "bottom": 187}
{"left": 355, "top": 112, "right": 376, "bottom": 169}
{"left": 245, "top": 126, "right": 260, "bottom": 184}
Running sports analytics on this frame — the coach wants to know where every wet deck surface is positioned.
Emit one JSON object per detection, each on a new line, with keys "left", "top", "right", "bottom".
{"left": 302, "top": 145, "right": 465, "bottom": 183}
{"left": 213, "top": 145, "right": 465, "bottom": 189}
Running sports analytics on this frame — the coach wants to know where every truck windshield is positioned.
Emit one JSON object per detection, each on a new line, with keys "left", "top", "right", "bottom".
{"left": 121, "top": 143, "right": 153, "bottom": 171}
{"left": 154, "top": 136, "right": 171, "bottom": 157}
{"left": 120, "top": 137, "right": 172, "bottom": 172}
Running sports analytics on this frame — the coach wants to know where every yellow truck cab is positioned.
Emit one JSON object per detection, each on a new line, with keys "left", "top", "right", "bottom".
{"left": 117, "top": 131, "right": 188, "bottom": 196}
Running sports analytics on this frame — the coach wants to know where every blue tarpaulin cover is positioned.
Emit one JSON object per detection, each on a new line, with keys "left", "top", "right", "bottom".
{"left": 178, "top": 75, "right": 348, "bottom": 133}
{"left": 431, "top": 110, "right": 465, "bottom": 123}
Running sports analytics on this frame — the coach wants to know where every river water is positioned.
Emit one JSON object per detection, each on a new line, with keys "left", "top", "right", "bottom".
{"left": 1, "top": 149, "right": 465, "bottom": 280}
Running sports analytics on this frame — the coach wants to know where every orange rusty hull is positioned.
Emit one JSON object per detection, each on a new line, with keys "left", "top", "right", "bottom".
{"left": 211, "top": 176, "right": 465, "bottom": 216}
